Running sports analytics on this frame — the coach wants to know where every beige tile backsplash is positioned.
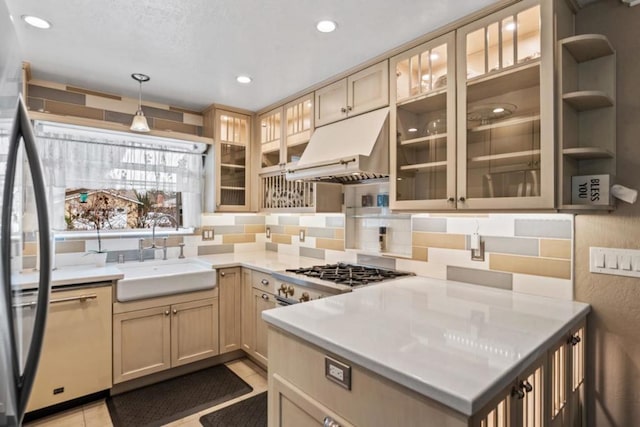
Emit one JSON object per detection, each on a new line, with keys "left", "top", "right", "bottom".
{"left": 42, "top": 212, "right": 573, "bottom": 300}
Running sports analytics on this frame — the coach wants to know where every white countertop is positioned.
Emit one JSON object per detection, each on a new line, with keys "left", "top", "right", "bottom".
{"left": 262, "top": 276, "right": 590, "bottom": 416}
{"left": 196, "top": 251, "right": 321, "bottom": 274}
{"left": 12, "top": 265, "right": 124, "bottom": 292}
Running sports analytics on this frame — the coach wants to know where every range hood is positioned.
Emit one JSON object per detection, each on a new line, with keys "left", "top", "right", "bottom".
{"left": 285, "top": 107, "right": 389, "bottom": 183}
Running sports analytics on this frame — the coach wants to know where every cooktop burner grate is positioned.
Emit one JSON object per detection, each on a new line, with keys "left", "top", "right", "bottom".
{"left": 285, "top": 263, "right": 411, "bottom": 286}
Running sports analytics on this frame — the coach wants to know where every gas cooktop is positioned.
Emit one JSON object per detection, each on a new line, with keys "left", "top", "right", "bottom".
{"left": 284, "top": 263, "right": 412, "bottom": 287}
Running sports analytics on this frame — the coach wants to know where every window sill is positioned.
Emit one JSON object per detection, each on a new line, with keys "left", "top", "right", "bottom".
{"left": 55, "top": 228, "right": 195, "bottom": 240}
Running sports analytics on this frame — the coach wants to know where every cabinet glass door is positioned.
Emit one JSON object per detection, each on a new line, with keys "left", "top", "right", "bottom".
{"left": 391, "top": 33, "right": 456, "bottom": 210}
{"left": 260, "top": 109, "right": 282, "bottom": 171}
{"left": 216, "top": 110, "right": 250, "bottom": 210}
{"left": 458, "top": 0, "right": 553, "bottom": 209}
{"left": 284, "top": 94, "right": 313, "bottom": 166}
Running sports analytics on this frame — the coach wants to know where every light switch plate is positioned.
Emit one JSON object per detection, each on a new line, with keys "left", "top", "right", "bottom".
{"left": 590, "top": 247, "right": 640, "bottom": 278}
{"left": 201, "top": 227, "right": 215, "bottom": 241}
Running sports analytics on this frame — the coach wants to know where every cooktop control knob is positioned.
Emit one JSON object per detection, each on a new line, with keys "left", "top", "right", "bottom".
{"left": 299, "top": 292, "right": 310, "bottom": 302}
{"left": 287, "top": 285, "right": 295, "bottom": 296}
{"left": 278, "top": 284, "right": 287, "bottom": 296}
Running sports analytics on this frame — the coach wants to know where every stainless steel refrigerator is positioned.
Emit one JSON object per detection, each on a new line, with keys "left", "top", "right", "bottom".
{"left": 1, "top": 1, "right": 52, "bottom": 425}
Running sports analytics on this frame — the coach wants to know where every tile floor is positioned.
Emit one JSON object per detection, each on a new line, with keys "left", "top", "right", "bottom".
{"left": 25, "top": 358, "right": 268, "bottom": 427}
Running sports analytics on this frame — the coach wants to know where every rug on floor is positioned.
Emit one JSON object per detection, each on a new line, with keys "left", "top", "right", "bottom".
{"left": 106, "top": 364, "right": 253, "bottom": 427}
{"left": 199, "top": 391, "right": 267, "bottom": 427}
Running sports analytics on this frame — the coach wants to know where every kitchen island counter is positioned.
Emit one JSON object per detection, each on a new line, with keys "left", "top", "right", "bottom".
{"left": 263, "top": 276, "right": 590, "bottom": 417}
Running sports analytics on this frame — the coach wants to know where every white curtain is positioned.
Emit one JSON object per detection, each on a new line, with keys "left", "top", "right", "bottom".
{"left": 33, "top": 121, "right": 205, "bottom": 230}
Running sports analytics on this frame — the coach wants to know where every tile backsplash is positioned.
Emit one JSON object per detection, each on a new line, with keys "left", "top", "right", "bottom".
{"left": 40, "top": 211, "right": 573, "bottom": 300}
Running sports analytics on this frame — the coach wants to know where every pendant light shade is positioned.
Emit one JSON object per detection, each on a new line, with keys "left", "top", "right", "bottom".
{"left": 130, "top": 73, "right": 150, "bottom": 132}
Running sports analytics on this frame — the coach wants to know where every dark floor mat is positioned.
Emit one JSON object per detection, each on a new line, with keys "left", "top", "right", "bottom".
{"left": 199, "top": 392, "right": 267, "bottom": 427}
{"left": 107, "top": 364, "right": 253, "bottom": 427}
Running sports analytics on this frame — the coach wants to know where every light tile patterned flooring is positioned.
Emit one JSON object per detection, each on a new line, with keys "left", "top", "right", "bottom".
{"left": 25, "top": 358, "right": 268, "bottom": 427}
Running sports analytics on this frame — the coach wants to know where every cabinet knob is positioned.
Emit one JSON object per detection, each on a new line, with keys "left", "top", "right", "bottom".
{"left": 261, "top": 294, "right": 269, "bottom": 301}
{"left": 568, "top": 335, "right": 581, "bottom": 346}
{"left": 261, "top": 278, "right": 270, "bottom": 286}
{"left": 164, "top": 310, "right": 170, "bottom": 316}
{"left": 347, "top": 106, "right": 353, "bottom": 112}
{"left": 520, "top": 380, "right": 533, "bottom": 393}
{"left": 220, "top": 271, "right": 225, "bottom": 277}
{"left": 511, "top": 386, "right": 525, "bottom": 400}
{"left": 172, "top": 309, "right": 177, "bottom": 315}
{"left": 459, "top": 196, "right": 466, "bottom": 202}
{"left": 299, "top": 292, "right": 310, "bottom": 303}
{"left": 324, "top": 416, "right": 341, "bottom": 427}
{"left": 447, "top": 197, "right": 455, "bottom": 203}
{"left": 340, "top": 107, "right": 347, "bottom": 114}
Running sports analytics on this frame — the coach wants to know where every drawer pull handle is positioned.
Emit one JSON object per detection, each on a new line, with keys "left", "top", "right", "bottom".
{"left": 14, "top": 293, "right": 98, "bottom": 308}
{"left": 324, "top": 416, "right": 341, "bottom": 427}
{"left": 261, "top": 279, "right": 270, "bottom": 286}
{"left": 568, "top": 335, "right": 581, "bottom": 346}
{"left": 511, "top": 386, "right": 525, "bottom": 400}
{"left": 520, "top": 380, "right": 533, "bottom": 393}
{"left": 261, "top": 294, "right": 269, "bottom": 301}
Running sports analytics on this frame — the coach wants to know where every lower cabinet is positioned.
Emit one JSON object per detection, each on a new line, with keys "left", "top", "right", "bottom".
{"left": 269, "top": 320, "right": 588, "bottom": 427}
{"left": 218, "top": 267, "right": 242, "bottom": 354}
{"left": 27, "top": 285, "right": 112, "bottom": 412}
{"left": 113, "top": 289, "right": 219, "bottom": 384}
{"left": 241, "top": 268, "right": 276, "bottom": 367}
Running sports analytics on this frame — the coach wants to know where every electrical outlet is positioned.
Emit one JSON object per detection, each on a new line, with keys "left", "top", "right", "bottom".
{"left": 201, "top": 227, "right": 215, "bottom": 241}
{"left": 299, "top": 229, "right": 305, "bottom": 242}
{"left": 266, "top": 227, "right": 271, "bottom": 238}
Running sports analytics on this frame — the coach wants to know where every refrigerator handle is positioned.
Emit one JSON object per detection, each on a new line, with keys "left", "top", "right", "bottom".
{"left": 2, "top": 96, "right": 51, "bottom": 420}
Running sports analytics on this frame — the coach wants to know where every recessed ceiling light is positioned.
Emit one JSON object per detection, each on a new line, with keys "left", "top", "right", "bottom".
{"left": 236, "top": 75, "right": 252, "bottom": 84}
{"left": 408, "top": 128, "right": 418, "bottom": 133}
{"left": 316, "top": 20, "right": 337, "bottom": 33}
{"left": 493, "top": 107, "right": 505, "bottom": 114}
{"left": 504, "top": 22, "right": 517, "bottom": 31}
{"left": 430, "top": 52, "right": 440, "bottom": 61}
{"left": 22, "top": 15, "right": 51, "bottom": 29}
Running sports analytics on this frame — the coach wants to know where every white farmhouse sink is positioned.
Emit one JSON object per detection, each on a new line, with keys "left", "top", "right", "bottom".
{"left": 116, "top": 258, "right": 216, "bottom": 302}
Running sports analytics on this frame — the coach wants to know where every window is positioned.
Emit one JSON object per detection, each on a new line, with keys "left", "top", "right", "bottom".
{"left": 34, "top": 121, "right": 206, "bottom": 232}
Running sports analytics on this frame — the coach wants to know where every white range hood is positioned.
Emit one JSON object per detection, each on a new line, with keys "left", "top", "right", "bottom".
{"left": 285, "top": 107, "right": 389, "bottom": 183}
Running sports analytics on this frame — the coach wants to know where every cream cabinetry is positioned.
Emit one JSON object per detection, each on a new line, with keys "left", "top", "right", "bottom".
{"left": 215, "top": 109, "right": 251, "bottom": 211}
{"left": 218, "top": 267, "right": 242, "bottom": 353}
{"left": 113, "top": 288, "right": 219, "bottom": 384}
{"left": 391, "top": 32, "right": 457, "bottom": 210}
{"left": 240, "top": 268, "right": 276, "bottom": 367}
{"left": 557, "top": 34, "right": 616, "bottom": 211}
{"left": 26, "top": 285, "right": 112, "bottom": 412}
{"left": 456, "top": 0, "right": 555, "bottom": 210}
{"left": 315, "top": 61, "right": 389, "bottom": 127}
{"left": 269, "top": 320, "right": 587, "bottom": 427}
{"left": 260, "top": 94, "right": 314, "bottom": 173}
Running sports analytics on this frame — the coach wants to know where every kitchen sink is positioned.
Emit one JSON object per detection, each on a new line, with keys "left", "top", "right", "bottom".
{"left": 116, "top": 258, "right": 216, "bottom": 302}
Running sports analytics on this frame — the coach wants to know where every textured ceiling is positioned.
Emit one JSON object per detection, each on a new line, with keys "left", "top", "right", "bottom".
{"left": 6, "top": 0, "right": 502, "bottom": 112}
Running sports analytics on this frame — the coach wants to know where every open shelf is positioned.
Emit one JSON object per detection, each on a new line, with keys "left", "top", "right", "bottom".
{"left": 563, "top": 147, "right": 614, "bottom": 160}
{"left": 563, "top": 91, "right": 613, "bottom": 111}
{"left": 400, "top": 161, "right": 448, "bottom": 172}
{"left": 468, "top": 149, "right": 540, "bottom": 168}
{"left": 469, "top": 114, "right": 540, "bottom": 132}
{"left": 559, "top": 204, "right": 615, "bottom": 212}
{"left": 220, "top": 186, "right": 246, "bottom": 191}
{"left": 561, "top": 34, "right": 614, "bottom": 63}
{"left": 400, "top": 134, "right": 448, "bottom": 146}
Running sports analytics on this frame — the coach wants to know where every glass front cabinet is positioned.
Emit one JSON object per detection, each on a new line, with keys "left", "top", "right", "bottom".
{"left": 456, "top": 0, "right": 554, "bottom": 210}
{"left": 215, "top": 109, "right": 251, "bottom": 211}
{"left": 391, "top": 0, "right": 555, "bottom": 211}
{"left": 259, "top": 94, "right": 313, "bottom": 174}
{"left": 390, "top": 32, "right": 457, "bottom": 210}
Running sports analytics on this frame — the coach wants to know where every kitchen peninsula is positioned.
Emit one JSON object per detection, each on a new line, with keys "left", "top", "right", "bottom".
{"left": 264, "top": 277, "right": 590, "bottom": 426}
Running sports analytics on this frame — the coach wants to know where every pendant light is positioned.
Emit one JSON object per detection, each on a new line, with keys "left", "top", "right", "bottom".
{"left": 130, "top": 73, "right": 151, "bottom": 132}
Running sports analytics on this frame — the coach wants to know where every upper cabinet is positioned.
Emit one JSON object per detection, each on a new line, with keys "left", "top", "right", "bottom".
{"left": 391, "top": 32, "right": 457, "bottom": 210}
{"left": 456, "top": 0, "right": 555, "bottom": 210}
{"left": 315, "top": 61, "right": 389, "bottom": 127}
{"left": 215, "top": 109, "right": 251, "bottom": 211}
{"left": 259, "top": 94, "right": 314, "bottom": 174}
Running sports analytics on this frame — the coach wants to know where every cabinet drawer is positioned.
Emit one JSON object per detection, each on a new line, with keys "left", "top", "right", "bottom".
{"left": 268, "top": 327, "right": 466, "bottom": 427}
{"left": 252, "top": 270, "right": 275, "bottom": 294}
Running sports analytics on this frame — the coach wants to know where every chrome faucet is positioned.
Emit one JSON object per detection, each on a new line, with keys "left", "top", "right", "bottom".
{"left": 139, "top": 213, "right": 179, "bottom": 261}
